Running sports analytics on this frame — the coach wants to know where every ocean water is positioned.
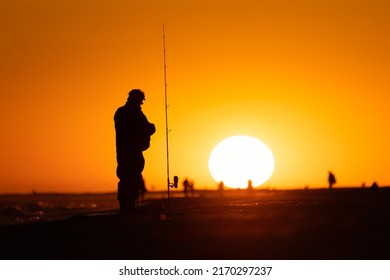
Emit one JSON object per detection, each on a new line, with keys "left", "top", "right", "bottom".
{"left": 0, "top": 188, "right": 247, "bottom": 225}
{"left": 0, "top": 193, "right": 120, "bottom": 225}
{"left": 0, "top": 191, "right": 182, "bottom": 225}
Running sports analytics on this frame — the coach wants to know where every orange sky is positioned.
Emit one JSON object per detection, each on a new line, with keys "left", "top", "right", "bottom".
{"left": 1, "top": 0, "right": 389, "bottom": 193}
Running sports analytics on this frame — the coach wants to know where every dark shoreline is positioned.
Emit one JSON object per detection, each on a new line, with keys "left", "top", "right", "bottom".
{"left": 1, "top": 188, "right": 390, "bottom": 260}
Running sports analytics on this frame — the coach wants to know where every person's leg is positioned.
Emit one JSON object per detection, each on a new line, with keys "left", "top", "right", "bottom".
{"left": 117, "top": 163, "right": 134, "bottom": 214}
{"left": 116, "top": 152, "right": 145, "bottom": 213}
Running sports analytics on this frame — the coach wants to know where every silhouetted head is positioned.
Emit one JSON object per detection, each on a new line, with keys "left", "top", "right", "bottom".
{"left": 127, "top": 89, "right": 145, "bottom": 106}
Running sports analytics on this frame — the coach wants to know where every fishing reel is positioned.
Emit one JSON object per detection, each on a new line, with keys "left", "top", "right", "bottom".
{"left": 169, "top": 176, "right": 179, "bottom": 188}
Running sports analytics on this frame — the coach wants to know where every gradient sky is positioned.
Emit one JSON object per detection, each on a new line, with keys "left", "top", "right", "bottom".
{"left": 1, "top": 0, "right": 389, "bottom": 193}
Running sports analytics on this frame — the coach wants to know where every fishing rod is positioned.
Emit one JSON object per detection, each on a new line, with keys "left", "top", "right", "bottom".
{"left": 163, "top": 24, "right": 178, "bottom": 209}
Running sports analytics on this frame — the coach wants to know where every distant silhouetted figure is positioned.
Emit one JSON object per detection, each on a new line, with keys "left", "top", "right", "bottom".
{"left": 328, "top": 171, "right": 336, "bottom": 193}
{"left": 247, "top": 179, "right": 254, "bottom": 196}
{"left": 183, "top": 178, "right": 190, "bottom": 197}
{"left": 182, "top": 178, "right": 194, "bottom": 197}
{"left": 114, "top": 89, "right": 155, "bottom": 214}
{"left": 218, "top": 181, "right": 224, "bottom": 197}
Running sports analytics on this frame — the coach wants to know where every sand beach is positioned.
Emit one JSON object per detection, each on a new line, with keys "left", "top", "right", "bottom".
{"left": 0, "top": 188, "right": 389, "bottom": 260}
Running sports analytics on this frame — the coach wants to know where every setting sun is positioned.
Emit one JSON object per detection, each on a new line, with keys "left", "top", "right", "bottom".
{"left": 208, "top": 136, "right": 275, "bottom": 189}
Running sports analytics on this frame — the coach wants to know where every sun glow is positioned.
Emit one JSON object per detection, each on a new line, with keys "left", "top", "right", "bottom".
{"left": 208, "top": 136, "right": 275, "bottom": 189}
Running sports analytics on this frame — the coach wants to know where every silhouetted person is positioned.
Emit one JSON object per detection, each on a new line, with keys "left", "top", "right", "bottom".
{"left": 247, "top": 179, "right": 254, "bottom": 196}
{"left": 114, "top": 89, "right": 155, "bottom": 213}
{"left": 182, "top": 178, "right": 194, "bottom": 197}
{"left": 183, "top": 178, "right": 190, "bottom": 197}
{"left": 218, "top": 181, "right": 224, "bottom": 197}
{"left": 328, "top": 171, "right": 336, "bottom": 193}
